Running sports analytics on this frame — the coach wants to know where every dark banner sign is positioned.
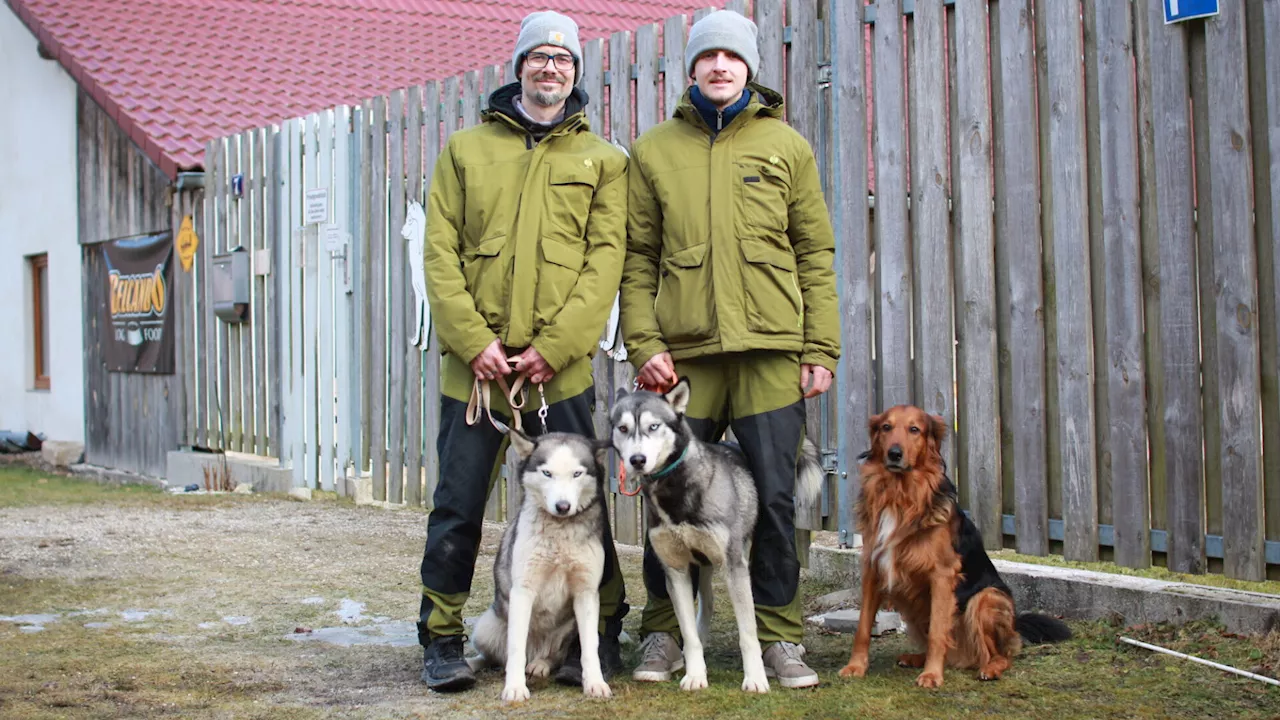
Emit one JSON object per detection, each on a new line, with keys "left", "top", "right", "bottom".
{"left": 101, "top": 232, "right": 174, "bottom": 374}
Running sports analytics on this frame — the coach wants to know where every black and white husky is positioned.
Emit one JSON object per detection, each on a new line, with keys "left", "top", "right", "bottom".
{"left": 469, "top": 427, "right": 612, "bottom": 702}
{"left": 609, "top": 378, "right": 825, "bottom": 693}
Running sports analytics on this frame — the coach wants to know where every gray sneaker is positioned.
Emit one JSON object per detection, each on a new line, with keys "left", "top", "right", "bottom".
{"left": 632, "top": 632, "right": 684, "bottom": 682}
{"left": 763, "top": 642, "right": 820, "bottom": 688}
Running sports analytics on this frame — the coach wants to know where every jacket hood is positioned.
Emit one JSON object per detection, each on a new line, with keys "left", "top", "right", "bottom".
{"left": 484, "top": 82, "right": 590, "bottom": 135}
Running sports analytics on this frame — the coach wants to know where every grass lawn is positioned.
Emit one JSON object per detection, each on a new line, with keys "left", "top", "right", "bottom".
{"left": 1, "top": 463, "right": 1278, "bottom": 719}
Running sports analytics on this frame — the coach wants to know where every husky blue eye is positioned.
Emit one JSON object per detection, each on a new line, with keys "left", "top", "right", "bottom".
{"left": 648, "top": 423, "right": 659, "bottom": 432}
{"left": 542, "top": 469, "right": 552, "bottom": 477}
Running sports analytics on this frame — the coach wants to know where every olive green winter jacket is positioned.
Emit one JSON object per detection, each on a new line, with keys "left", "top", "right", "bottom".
{"left": 424, "top": 84, "right": 627, "bottom": 405}
{"left": 620, "top": 83, "right": 841, "bottom": 373}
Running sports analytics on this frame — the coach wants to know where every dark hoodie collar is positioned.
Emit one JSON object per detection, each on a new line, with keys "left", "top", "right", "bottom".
{"left": 484, "top": 82, "right": 588, "bottom": 140}
{"left": 689, "top": 85, "right": 752, "bottom": 135}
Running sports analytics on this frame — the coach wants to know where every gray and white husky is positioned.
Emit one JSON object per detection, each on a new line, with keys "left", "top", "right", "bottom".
{"left": 469, "top": 427, "right": 613, "bottom": 702}
{"left": 609, "top": 378, "right": 825, "bottom": 693}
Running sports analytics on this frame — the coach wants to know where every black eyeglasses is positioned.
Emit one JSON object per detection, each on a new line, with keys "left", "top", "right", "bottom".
{"left": 525, "top": 51, "right": 575, "bottom": 71}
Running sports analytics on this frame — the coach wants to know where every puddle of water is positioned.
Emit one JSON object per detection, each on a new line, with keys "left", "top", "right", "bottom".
{"left": 0, "top": 614, "right": 59, "bottom": 626}
{"left": 301, "top": 597, "right": 325, "bottom": 605}
{"left": 336, "top": 599, "right": 366, "bottom": 624}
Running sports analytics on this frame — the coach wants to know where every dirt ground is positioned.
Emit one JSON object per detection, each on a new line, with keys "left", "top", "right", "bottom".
{"left": 2, "top": 464, "right": 1280, "bottom": 719}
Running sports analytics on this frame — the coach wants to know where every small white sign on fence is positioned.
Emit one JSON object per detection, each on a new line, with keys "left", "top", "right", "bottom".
{"left": 304, "top": 187, "right": 330, "bottom": 225}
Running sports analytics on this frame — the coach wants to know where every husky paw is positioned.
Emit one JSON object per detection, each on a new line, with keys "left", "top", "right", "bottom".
{"left": 583, "top": 678, "right": 613, "bottom": 699}
{"left": 915, "top": 671, "right": 943, "bottom": 689}
{"left": 742, "top": 671, "right": 770, "bottom": 694}
{"left": 526, "top": 658, "right": 553, "bottom": 678}
{"left": 838, "top": 659, "right": 868, "bottom": 678}
{"left": 501, "top": 683, "right": 531, "bottom": 703}
{"left": 680, "top": 671, "right": 709, "bottom": 691}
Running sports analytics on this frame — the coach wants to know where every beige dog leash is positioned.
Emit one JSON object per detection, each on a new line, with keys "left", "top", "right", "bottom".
{"left": 465, "top": 357, "right": 549, "bottom": 434}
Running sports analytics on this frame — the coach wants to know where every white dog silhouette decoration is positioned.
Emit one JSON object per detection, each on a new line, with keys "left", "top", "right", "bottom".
{"left": 403, "top": 202, "right": 431, "bottom": 349}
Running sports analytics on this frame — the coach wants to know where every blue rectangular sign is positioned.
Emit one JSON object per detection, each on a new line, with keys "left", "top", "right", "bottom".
{"left": 1164, "top": 0, "right": 1219, "bottom": 24}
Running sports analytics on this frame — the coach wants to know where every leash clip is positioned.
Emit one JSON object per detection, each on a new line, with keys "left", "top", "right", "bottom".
{"left": 537, "top": 383, "right": 549, "bottom": 434}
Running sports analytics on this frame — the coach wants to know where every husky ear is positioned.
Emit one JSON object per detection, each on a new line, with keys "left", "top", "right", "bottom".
{"left": 506, "top": 426, "right": 536, "bottom": 459}
{"left": 614, "top": 387, "right": 629, "bottom": 404}
{"left": 592, "top": 438, "right": 613, "bottom": 470}
{"left": 664, "top": 376, "right": 692, "bottom": 415}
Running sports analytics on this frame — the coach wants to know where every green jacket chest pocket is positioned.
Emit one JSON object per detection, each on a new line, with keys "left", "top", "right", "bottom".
{"left": 533, "top": 238, "right": 585, "bottom": 329}
{"left": 741, "top": 239, "right": 802, "bottom": 334}
{"left": 735, "top": 162, "right": 790, "bottom": 237}
{"left": 462, "top": 234, "right": 510, "bottom": 329}
{"left": 545, "top": 162, "right": 599, "bottom": 242}
{"left": 655, "top": 242, "right": 716, "bottom": 345}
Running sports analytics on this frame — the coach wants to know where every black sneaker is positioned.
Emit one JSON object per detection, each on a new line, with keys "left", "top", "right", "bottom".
{"left": 421, "top": 636, "right": 476, "bottom": 692}
{"left": 555, "top": 632, "right": 622, "bottom": 686}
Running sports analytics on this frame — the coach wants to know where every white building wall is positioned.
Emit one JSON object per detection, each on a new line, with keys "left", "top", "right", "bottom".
{"left": 0, "top": 6, "right": 85, "bottom": 443}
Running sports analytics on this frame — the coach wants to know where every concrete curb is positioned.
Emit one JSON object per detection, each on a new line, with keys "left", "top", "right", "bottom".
{"left": 165, "top": 450, "right": 292, "bottom": 494}
{"left": 806, "top": 545, "right": 1280, "bottom": 636}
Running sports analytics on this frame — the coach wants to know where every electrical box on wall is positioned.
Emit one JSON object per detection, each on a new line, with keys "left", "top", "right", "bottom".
{"left": 212, "top": 247, "right": 250, "bottom": 323}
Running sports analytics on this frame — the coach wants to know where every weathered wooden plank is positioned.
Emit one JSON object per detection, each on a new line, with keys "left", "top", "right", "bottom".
{"left": 268, "top": 127, "right": 283, "bottom": 460}
{"left": 285, "top": 118, "right": 305, "bottom": 484}
{"left": 1189, "top": 27, "right": 1223, "bottom": 549}
{"left": 787, "top": 0, "right": 822, "bottom": 532}
{"left": 359, "top": 100, "right": 375, "bottom": 475}
{"left": 332, "top": 106, "right": 353, "bottom": 478}
{"left": 1205, "top": 1, "right": 1263, "bottom": 581}
{"left": 1087, "top": 0, "right": 1148, "bottom": 568}
{"left": 829, "top": 0, "right": 873, "bottom": 547}
{"left": 873, "top": 0, "right": 911, "bottom": 408}
{"left": 462, "top": 70, "right": 480, "bottom": 130}
{"left": 423, "top": 81, "right": 444, "bottom": 508}
{"left": 610, "top": 28, "right": 640, "bottom": 546}
{"left": 992, "top": 0, "right": 1048, "bottom": 555}
{"left": 909, "top": 0, "right": 954, "bottom": 470}
{"left": 693, "top": 6, "right": 714, "bottom": 23}
{"left": 583, "top": 39, "right": 605, "bottom": 134}
{"left": 953, "top": 0, "right": 1000, "bottom": 548}
{"left": 724, "top": 0, "right": 747, "bottom": 17}
{"left": 226, "top": 135, "right": 245, "bottom": 453}
{"left": 1136, "top": 1, "right": 1202, "bottom": 573}
{"left": 370, "top": 96, "right": 389, "bottom": 501}
{"left": 303, "top": 115, "right": 323, "bottom": 489}
{"left": 198, "top": 142, "right": 214, "bottom": 449}
{"left": 1041, "top": 0, "right": 1097, "bottom": 561}
{"left": 387, "top": 90, "right": 407, "bottom": 505}
{"left": 215, "top": 138, "right": 233, "bottom": 453}
{"left": 636, "top": 24, "right": 659, "bottom": 137}
{"left": 169, "top": 190, "right": 190, "bottom": 447}
{"left": 663, "top": 15, "right": 687, "bottom": 120}
{"left": 405, "top": 86, "right": 425, "bottom": 508}
{"left": 755, "top": 0, "right": 784, "bottom": 96}
{"left": 1081, "top": 0, "right": 1112, "bottom": 537}
{"left": 1258, "top": 0, "right": 1280, "bottom": 548}
{"left": 189, "top": 190, "right": 205, "bottom": 448}
{"left": 251, "top": 128, "right": 267, "bottom": 456}
{"left": 238, "top": 131, "right": 255, "bottom": 454}
{"left": 316, "top": 112, "right": 337, "bottom": 492}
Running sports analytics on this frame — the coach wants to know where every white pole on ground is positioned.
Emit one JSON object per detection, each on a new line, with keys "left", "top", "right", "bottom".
{"left": 1118, "top": 636, "right": 1280, "bottom": 687}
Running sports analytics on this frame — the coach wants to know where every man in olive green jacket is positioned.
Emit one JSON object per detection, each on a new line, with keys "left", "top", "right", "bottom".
{"left": 417, "top": 10, "right": 629, "bottom": 692}
{"left": 620, "top": 10, "right": 840, "bottom": 690}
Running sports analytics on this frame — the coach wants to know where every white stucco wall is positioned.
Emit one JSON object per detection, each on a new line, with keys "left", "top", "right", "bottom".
{"left": 0, "top": 6, "right": 84, "bottom": 443}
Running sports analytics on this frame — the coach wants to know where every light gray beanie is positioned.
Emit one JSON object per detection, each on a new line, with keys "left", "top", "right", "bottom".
{"left": 512, "top": 10, "right": 583, "bottom": 83}
{"left": 685, "top": 9, "right": 760, "bottom": 80}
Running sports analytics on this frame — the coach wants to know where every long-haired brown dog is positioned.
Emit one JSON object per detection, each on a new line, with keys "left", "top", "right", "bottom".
{"left": 838, "top": 405, "right": 1071, "bottom": 688}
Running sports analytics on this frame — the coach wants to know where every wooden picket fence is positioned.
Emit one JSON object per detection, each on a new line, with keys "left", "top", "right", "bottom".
{"left": 181, "top": 0, "right": 1280, "bottom": 581}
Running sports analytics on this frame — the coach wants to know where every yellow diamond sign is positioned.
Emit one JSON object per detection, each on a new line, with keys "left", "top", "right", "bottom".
{"left": 176, "top": 215, "right": 199, "bottom": 272}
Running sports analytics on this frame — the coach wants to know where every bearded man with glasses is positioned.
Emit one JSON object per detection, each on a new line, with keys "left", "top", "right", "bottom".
{"left": 415, "top": 9, "right": 630, "bottom": 693}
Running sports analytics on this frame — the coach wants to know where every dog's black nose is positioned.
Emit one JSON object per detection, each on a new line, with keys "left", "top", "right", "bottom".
{"left": 554, "top": 500, "right": 571, "bottom": 515}
{"left": 887, "top": 445, "right": 904, "bottom": 463}
{"left": 629, "top": 454, "right": 646, "bottom": 469}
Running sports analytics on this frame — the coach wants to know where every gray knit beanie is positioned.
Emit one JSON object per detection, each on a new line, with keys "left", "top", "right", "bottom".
{"left": 685, "top": 9, "right": 760, "bottom": 80}
{"left": 512, "top": 10, "right": 583, "bottom": 84}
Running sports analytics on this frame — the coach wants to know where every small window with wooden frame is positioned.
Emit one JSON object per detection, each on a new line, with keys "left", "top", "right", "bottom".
{"left": 29, "top": 253, "right": 49, "bottom": 390}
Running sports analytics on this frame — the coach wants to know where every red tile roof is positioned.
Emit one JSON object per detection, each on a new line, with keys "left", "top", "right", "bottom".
{"left": 7, "top": 0, "right": 725, "bottom": 179}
